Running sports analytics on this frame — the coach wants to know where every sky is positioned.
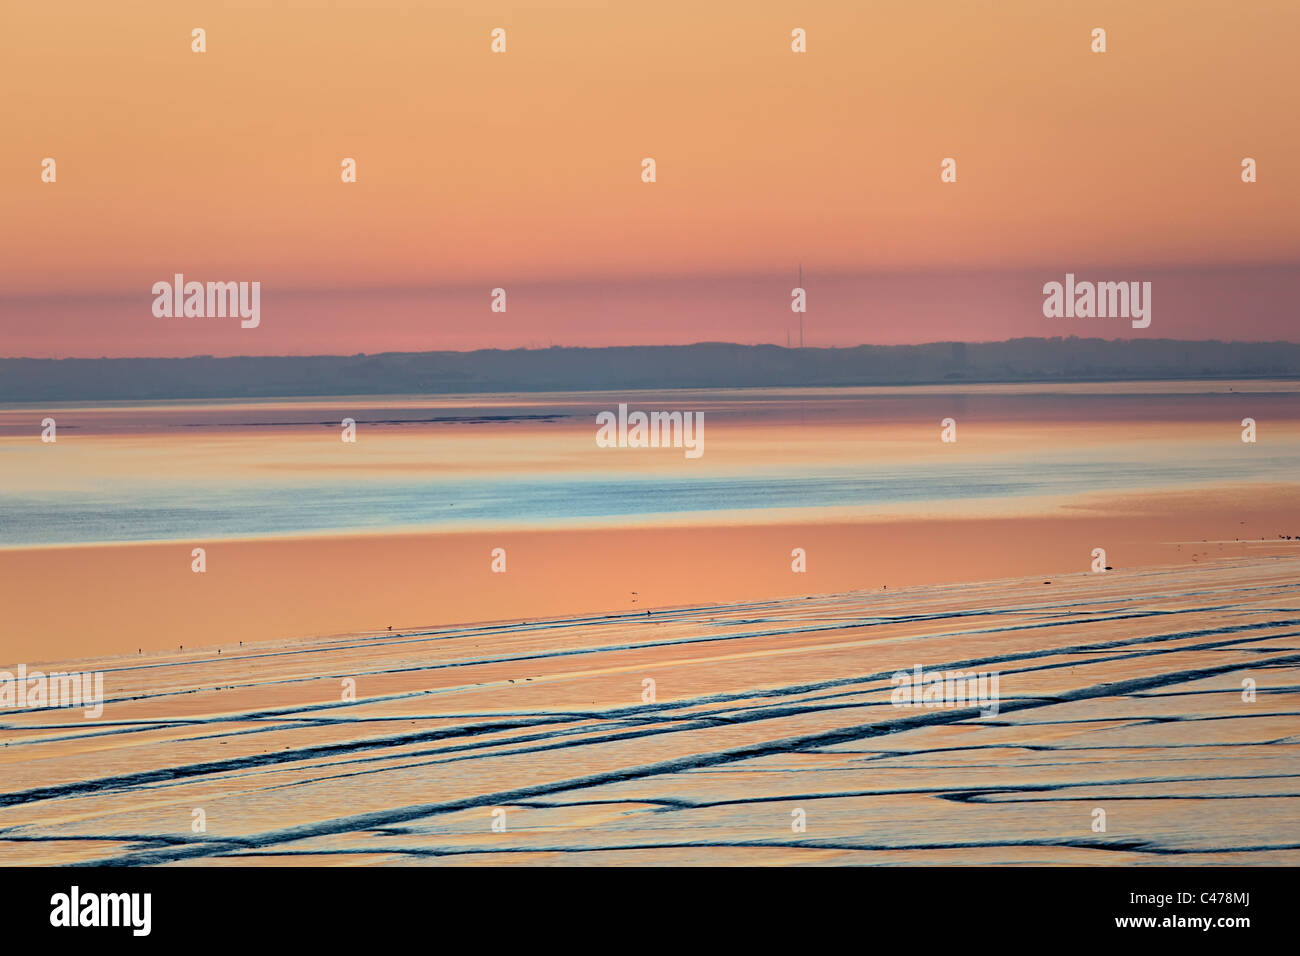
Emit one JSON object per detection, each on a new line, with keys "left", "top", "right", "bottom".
{"left": 2, "top": 0, "right": 1297, "bottom": 357}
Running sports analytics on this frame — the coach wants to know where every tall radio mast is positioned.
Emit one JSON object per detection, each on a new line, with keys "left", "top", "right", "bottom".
{"left": 798, "top": 264, "right": 804, "bottom": 348}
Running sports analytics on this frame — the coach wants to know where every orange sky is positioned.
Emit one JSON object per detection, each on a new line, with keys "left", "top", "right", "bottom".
{"left": 2, "top": 0, "right": 1297, "bottom": 355}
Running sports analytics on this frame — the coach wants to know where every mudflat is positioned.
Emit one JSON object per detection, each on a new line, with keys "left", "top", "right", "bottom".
{"left": 1, "top": 554, "right": 1296, "bottom": 866}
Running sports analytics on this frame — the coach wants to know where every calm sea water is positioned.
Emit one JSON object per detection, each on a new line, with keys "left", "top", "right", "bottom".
{"left": 2, "top": 384, "right": 1297, "bottom": 546}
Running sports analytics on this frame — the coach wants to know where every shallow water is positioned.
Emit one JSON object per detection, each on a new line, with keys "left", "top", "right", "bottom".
{"left": 3, "top": 383, "right": 1298, "bottom": 546}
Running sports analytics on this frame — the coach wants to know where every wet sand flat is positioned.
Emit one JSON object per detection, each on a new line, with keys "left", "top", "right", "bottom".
{"left": 1, "top": 555, "right": 1297, "bottom": 865}
{"left": 2, "top": 483, "right": 1297, "bottom": 664}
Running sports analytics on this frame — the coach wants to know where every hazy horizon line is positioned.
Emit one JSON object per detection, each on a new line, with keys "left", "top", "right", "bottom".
{"left": 7, "top": 335, "right": 1300, "bottom": 364}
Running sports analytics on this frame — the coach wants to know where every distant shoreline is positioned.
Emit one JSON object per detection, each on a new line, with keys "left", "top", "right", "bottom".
{"left": 4, "top": 338, "right": 1300, "bottom": 403}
